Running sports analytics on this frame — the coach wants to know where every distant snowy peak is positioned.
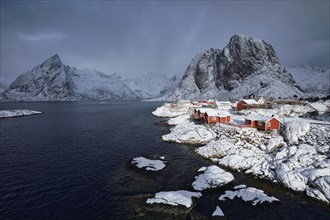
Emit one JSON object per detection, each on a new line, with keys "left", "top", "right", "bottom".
{"left": 2, "top": 55, "right": 138, "bottom": 101}
{"left": 158, "top": 34, "right": 304, "bottom": 101}
{"left": 123, "top": 72, "right": 180, "bottom": 99}
{"left": 288, "top": 65, "right": 330, "bottom": 95}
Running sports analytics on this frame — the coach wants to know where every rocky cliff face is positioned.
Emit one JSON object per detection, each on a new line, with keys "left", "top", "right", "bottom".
{"left": 159, "top": 35, "right": 304, "bottom": 100}
{"left": 2, "top": 55, "right": 138, "bottom": 101}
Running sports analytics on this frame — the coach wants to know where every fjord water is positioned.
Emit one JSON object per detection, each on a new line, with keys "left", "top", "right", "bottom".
{"left": 0, "top": 101, "right": 329, "bottom": 219}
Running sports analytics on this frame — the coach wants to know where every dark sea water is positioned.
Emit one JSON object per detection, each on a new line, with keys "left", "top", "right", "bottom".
{"left": 0, "top": 101, "right": 329, "bottom": 219}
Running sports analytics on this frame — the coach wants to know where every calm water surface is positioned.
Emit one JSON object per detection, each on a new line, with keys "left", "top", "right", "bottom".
{"left": 0, "top": 101, "right": 329, "bottom": 219}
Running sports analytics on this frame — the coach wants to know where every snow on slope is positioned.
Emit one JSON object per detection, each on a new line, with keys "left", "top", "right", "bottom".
{"left": 123, "top": 72, "right": 180, "bottom": 99}
{"left": 287, "top": 64, "right": 330, "bottom": 95}
{"left": 72, "top": 70, "right": 138, "bottom": 100}
{"left": 0, "top": 81, "right": 10, "bottom": 93}
{"left": 156, "top": 35, "right": 305, "bottom": 101}
{"left": 1, "top": 55, "right": 138, "bottom": 101}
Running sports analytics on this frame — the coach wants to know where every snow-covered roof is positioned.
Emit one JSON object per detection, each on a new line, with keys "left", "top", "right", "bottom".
{"left": 245, "top": 113, "right": 280, "bottom": 122}
{"left": 217, "top": 101, "right": 232, "bottom": 105}
{"left": 241, "top": 99, "right": 258, "bottom": 105}
{"left": 307, "top": 103, "right": 328, "bottom": 113}
{"left": 197, "top": 108, "right": 230, "bottom": 117}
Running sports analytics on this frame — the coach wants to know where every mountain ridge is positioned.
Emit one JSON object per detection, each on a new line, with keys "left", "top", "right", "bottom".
{"left": 156, "top": 35, "right": 305, "bottom": 101}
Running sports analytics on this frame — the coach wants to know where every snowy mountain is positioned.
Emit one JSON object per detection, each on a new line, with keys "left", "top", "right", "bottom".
{"left": 123, "top": 73, "right": 180, "bottom": 99}
{"left": 157, "top": 35, "right": 304, "bottom": 101}
{"left": 287, "top": 64, "right": 330, "bottom": 96}
{"left": 1, "top": 55, "right": 138, "bottom": 101}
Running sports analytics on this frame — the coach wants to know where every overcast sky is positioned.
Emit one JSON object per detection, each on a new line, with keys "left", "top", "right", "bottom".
{"left": 1, "top": 0, "right": 329, "bottom": 82}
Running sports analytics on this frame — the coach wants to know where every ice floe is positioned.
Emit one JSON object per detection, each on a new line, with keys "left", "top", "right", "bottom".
{"left": 219, "top": 185, "right": 279, "bottom": 205}
{"left": 0, "top": 109, "right": 42, "bottom": 118}
{"left": 131, "top": 157, "right": 166, "bottom": 171}
{"left": 146, "top": 190, "right": 202, "bottom": 208}
{"left": 192, "top": 165, "right": 234, "bottom": 191}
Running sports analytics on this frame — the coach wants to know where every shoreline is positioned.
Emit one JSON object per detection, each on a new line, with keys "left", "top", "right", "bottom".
{"left": 152, "top": 101, "right": 330, "bottom": 204}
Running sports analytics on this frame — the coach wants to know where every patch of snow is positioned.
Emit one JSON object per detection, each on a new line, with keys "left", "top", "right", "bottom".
{"left": 234, "top": 185, "right": 247, "bottom": 190}
{"left": 146, "top": 190, "right": 202, "bottom": 208}
{"left": 192, "top": 165, "right": 234, "bottom": 191}
{"left": 0, "top": 110, "right": 42, "bottom": 118}
{"left": 131, "top": 157, "right": 166, "bottom": 171}
{"left": 212, "top": 206, "right": 225, "bottom": 217}
{"left": 219, "top": 186, "right": 279, "bottom": 205}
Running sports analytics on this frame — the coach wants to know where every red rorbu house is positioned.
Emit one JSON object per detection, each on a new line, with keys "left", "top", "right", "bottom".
{"left": 236, "top": 99, "right": 258, "bottom": 110}
{"left": 192, "top": 108, "right": 231, "bottom": 124}
{"left": 245, "top": 113, "right": 281, "bottom": 130}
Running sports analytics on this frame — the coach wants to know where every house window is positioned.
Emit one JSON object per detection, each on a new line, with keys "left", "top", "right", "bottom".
{"left": 258, "top": 121, "right": 263, "bottom": 126}
{"left": 212, "top": 116, "right": 217, "bottom": 120}
{"left": 266, "top": 122, "right": 271, "bottom": 127}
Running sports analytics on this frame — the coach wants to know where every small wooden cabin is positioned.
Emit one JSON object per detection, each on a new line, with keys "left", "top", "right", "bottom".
{"left": 245, "top": 114, "right": 281, "bottom": 130}
{"left": 236, "top": 99, "right": 259, "bottom": 110}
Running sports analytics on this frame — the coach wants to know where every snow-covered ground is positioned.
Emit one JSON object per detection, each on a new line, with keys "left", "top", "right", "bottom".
{"left": 162, "top": 120, "right": 216, "bottom": 145}
{"left": 152, "top": 100, "right": 191, "bottom": 118}
{"left": 146, "top": 190, "right": 202, "bottom": 208}
{"left": 219, "top": 185, "right": 279, "bottom": 205}
{"left": 153, "top": 101, "right": 330, "bottom": 203}
{"left": 0, "top": 110, "right": 42, "bottom": 118}
{"left": 131, "top": 157, "right": 167, "bottom": 171}
{"left": 192, "top": 165, "right": 234, "bottom": 191}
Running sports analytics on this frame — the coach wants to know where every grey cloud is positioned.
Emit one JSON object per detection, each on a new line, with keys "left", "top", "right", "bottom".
{"left": 1, "top": 1, "right": 329, "bottom": 82}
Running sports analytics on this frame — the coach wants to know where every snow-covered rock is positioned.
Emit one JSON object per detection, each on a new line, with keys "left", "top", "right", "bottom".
{"left": 212, "top": 206, "right": 225, "bottom": 217}
{"left": 0, "top": 110, "right": 42, "bottom": 118}
{"left": 275, "top": 163, "right": 308, "bottom": 191}
{"left": 281, "top": 121, "right": 310, "bottom": 144}
{"left": 219, "top": 185, "right": 279, "bottom": 205}
{"left": 157, "top": 35, "right": 304, "bottom": 101}
{"left": 131, "top": 157, "right": 166, "bottom": 171}
{"left": 162, "top": 120, "right": 216, "bottom": 145}
{"left": 266, "top": 136, "right": 285, "bottom": 152}
{"left": 195, "top": 122, "right": 329, "bottom": 203}
{"left": 192, "top": 165, "right": 234, "bottom": 191}
{"left": 146, "top": 190, "right": 202, "bottom": 208}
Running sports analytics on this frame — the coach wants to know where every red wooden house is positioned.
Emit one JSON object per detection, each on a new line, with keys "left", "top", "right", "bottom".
{"left": 236, "top": 99, "right": 258, "bottom": 110}
{"left": 245, "top": 113, "right": 281, "bottom": 130}
{"left": 191, "top": 108, "right": 230, "bottom": 124}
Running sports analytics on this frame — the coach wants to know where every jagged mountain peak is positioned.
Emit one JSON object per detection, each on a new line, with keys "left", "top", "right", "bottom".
{"left": 157, "top": 35, "right": 304, "bottom": 101}
{"left": 39, "top": 54, "right": 62, "bottom": 68}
